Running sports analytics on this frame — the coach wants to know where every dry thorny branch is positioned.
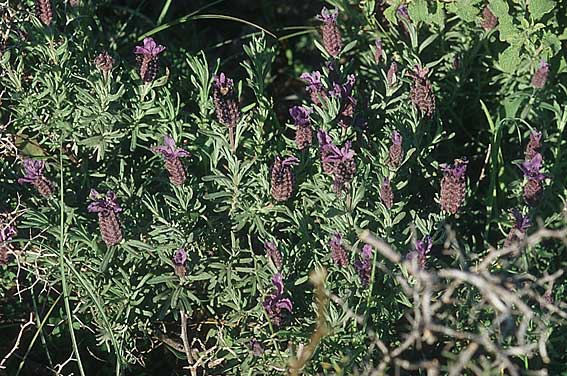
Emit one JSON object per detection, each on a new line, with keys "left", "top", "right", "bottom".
{"left": 341, "top": 224, "right": 567, "bottom": 376}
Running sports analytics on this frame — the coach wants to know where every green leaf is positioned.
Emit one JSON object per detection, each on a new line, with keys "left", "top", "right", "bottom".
{"left": 497, "top": 44, "right": 521, "bottom": 73}
{"left": 450, "top": 0, "right": 480, "bottom": 22}
{"left": 529, "top": 0, "right": 554, "bottom": 21}
{"left": 408, "top": 0, "right": 429, "bottom": 24}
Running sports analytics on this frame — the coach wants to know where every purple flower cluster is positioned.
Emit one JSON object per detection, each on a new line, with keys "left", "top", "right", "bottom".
{"left": 87, "top": 189, "right": 123, "bottom": 246}
{"left": 386, "top": 62, "right": 398, "bottom": 86}
{"left": 439, "top": 159, "right": 468, "bottom": 214}
{"left": 481, "top": 6, "right": 498, "bottom": 31}
{"left": 152, "top": 135, "right": 191, "bottom": 186}
{"left": 525, "top": 130, "right": 542, "bottom": 160}
{"left": 374, "top": 38, "right": 383, "bottom": 64}
{"left": 94, "top": 52, "right": 115, "bottom": 76}
{"left": 316, "top": 7, "right": 342, "bottom": 57}
{"left": 271, "top": 156, "right": 300, "bottom": 201}
{"left": 504, "top": 209, "right": 531, "bottom": 247}
{"left": 408, "top": 65, "right": 435, "bottom": 118}
{"left": 329, "top": 233, "right": 348, "bottom": 267}
{"left": 317, "top": 130, "right": 356, "bottom": 194}
{"left": 290, "top": 106, "right": 313, "bottom": 150}
{"left": 18, "top": 159, "right": 53, "bottom": 197}
{"left": 380, "top": 178, "right": 394, "bottom": 209}
{"left": 35, "top": 0, "right": 52, "bottom": 26}
{"left": 388, "top": 130, "right": 404, "bottom": 168}
{"left": 531, "top": 59, "right": 549, "bottom": 89}
{"left": 264, "top": 241, "right": 283, "bottom": 270}
{"left": 263, "top": 273, "right": 292, "bottom": 326}
{"left": 172, "top": 248, "right": 188, "bottom": 277}
{"left": 301, "top": 71, "right": 326, "bottom": 105}
{"left": 518, "top": 153, "right": 546, "bottom": 205}
{"left": 407, "top": 235, "right": 432, "bottom": 269}
{"left": 354, "top": 244, "right": 373, "bottom": 287}
{"left": 134, "top": 37, "right": 165, "bottom": 83}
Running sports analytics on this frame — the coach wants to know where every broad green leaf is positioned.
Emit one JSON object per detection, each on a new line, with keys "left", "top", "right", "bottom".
{"left": 529, "top": 0, "right": 554, "bottom": 21}
{"left": 497, "top": 44, "right": 521, "bottom": 74}
{"left": 408, "top": 0, "right": 429, "bottom": 24}
{"left": 450, "top": 0, "right": 480, "bottom": 22}
{"left": 488, "top": 0, "right": 509, "bottom": 18}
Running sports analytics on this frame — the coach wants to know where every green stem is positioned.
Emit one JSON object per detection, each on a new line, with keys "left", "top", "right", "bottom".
{"left": 58, "top": 146, "right": 86, "bottom": 376}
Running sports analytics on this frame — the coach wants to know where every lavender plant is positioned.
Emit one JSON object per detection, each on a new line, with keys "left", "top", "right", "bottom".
{"left": 0, "top": 0, "right": 566, "bottom": 374}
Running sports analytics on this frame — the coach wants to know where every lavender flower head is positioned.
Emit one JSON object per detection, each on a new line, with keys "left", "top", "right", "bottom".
{"left": 531, "top": 59, "right": 549, "bottom": 89}
{"left": 519, "top": 153, "right": 547, "bottom": 205}
{"left": 87, "top": 189, "right": 123, "bottom": 214}
{"left": 263, "top": 273, "right": 293, "bottom": 326}
{"left": 18, "top": 159, "right": 46, "bottom": 184}
{"left": 525, "top": 130, "right": 542, "bottom": 160}
{"left": 88, "top": 189, "right": 123, "bottom": 246}
{"left": 212, "top": 72, "right": 240, "bottom": 135}
{"left": 518, "top": 153, "right": 545, "bottom": 181}
{"left": 316, "top": 6, "right": 339, "bottom": 23}
{"left": 354, "top": 244, "right": 373, "bottom": 287}
{"left": 408, "top": 65, "right": 435, "bottom": 117}
{"left": 316, "top": 7, "right": 342, "bottom": 57}
{"left": 388, "top": 130, "right": 404, "bottom": 168}
{"left": 380, "top": 178, "right": 394, "bottom": 209}
{"left": 152, "top": 135, "right": 191, "bottom": 186}
{"left": 271, "top": 156, "right": 300, "bottom": 201}
{"left": 152, "top": 135, "right": 191, "bottom": 160}
{"left": 94, "top": 52, "right": 115, "bottom": 76}
{"left": 386, "top": 62, "right": 398, "bottom": 86}
{"left": 374, "top": 38, "right": 383, "bottom": 64}
{"left": 397, "top": 4, "right": 410, "bottom": 19}
{"left": 18, "top": 159, "right": 53, "bottom": 197}
{"left": 133, "top": 37, "right": 165, "bottom": 83}
{"left": 323, "top": 141, "right": 356, "bottom": 194}
{"left": 134, "top": 37, "right": 166, "bottom": 58}
{"left": 289, "top": 106, "right": 312, "bottom": 127}
{"left": 407, "top": 235, "right": 432, "bottom": 269}
{"left": 300, "top": 71, "right": 326, "bottom": 105}
{"left": 264, "top": 241, "right": 283, "bottom": 270}
{"left": 329, "top": 233, "right": 348, "bottom": 267}
{"left": 172, "top": 248, "right": 188, "bottom": 277}
{"left": 249, "top": 338, "right": 264, "bottom": 357}
{"left": 440, "top": 158, "right": 468, "bottom": 214}
{"left": 505, "top": 209, "right": 531, "bottom": 247}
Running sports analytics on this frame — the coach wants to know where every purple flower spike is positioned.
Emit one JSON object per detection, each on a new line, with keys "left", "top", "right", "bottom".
{"left": 519, "top": 153, "right": 547, "bottom": 205}
{"left": 134, "top": 37, "right": 166, "bottom": 57}
{"left": 289, "top": 106, "right": 312, "bottom": 127}
{"left": 329, "top": 233, "right": 348, "bottom": 267}
{"left": 18, "top": 159, "right": 53, "bottom": 197}
{"left": 531, "top": 59, "right": 549, "bottom": 89}
{"left": 386, "top": 62, "right": 398, "bottom": 86}
{"left": 271, "top": 156, "right": 300, "bottom": 201}
{"left": 316, "top": 7, "right": 342, "bottom": 57}
{"left": 153, "top": 135, "right": 191, "bottom": 186}
{"left": 505, "top": 209, "right": 531, "bottom": 246}
{"left": 291, "top": 106, "right": 313, "bottom": 150}
{"left": 301, "top": 71, "right": 326, "bottom": 105}
{"left": 409, "top": 65, "right": 435, "bottom": 117}
{"left": 388, "top": 130, "right": 404, "bottom": 168}
{"left": 88, "top": 189, "right": 123, "bottom": 246}
{"left": 173, "top": 248, "right": 188, "bottom": 277}
{"left": 316, "top": 7, "right": 339, "bottom": 23}
{"left": 322, "top": 141, "right": 356, "bottom": 194}
{"left": 354, "top": 244, "right": 373, "bottom": 287}
{"left": 408, "top": 235, "right": 432, "bottom": 269}
{"left": 152, "top": 135, "right": 191, "bottom": 160}
{"left": 133, "top": 37, "right": 165, "bottom": 82}
{"left": 380, "top": 178, "right": 394, "bottom": 209}
{"left": 374, "top": 38, "right": 383, "bottom": 64}
{"left": 518, "top": 153, "right": 545, "bottom": 181}
{"left": 263, "top": 273, "right": 293, "bottom": 326}
{"left": 440, "top": 158, "right": 468, "bottom": 214}
{"left": 250, "top": 338, "right": 264, "bottom": 357}
{"left": 264, "top": 241, "right": 283, "bottom": 270}
{"left": 525, "top": 130, "right": 542, "bottom": 160}
{"left": 88, "top": 189, "right": 123, "bottom": 214}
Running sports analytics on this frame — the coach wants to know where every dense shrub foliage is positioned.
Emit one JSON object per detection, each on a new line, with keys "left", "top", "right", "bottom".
{"left": 1, "top": 0, "right": 566, "bottom": 374}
